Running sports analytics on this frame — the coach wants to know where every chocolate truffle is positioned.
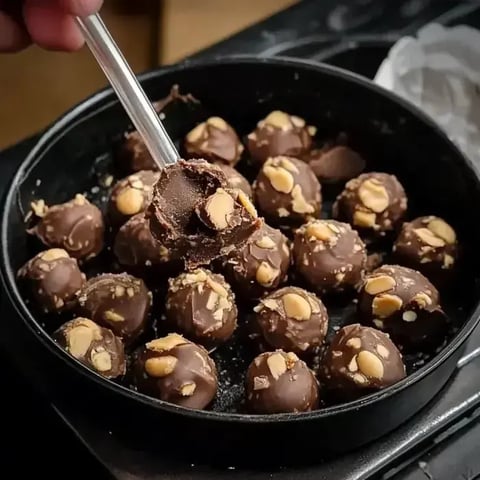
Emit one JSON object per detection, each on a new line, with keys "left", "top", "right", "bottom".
{"left": 357, "top": 265, "right": 448, "bottom": 351}
{"left": 245, "top": 350, "right": 319, "bottom": 414}
{"left": 216, "top": 164, "right": 252, "bottom": 198}
{"left": 17, "top": 248, "right": 86, "bottom": 314}
{"left": 29, "top": 194, "right": 104, "bottom": 261}
{"left": 393, "top": 216, "right": 458, "bottom": 285}
{"left": 321, "top": 324, "right": 406, "bottom": 401}
{"left": 306, "top": 145, "right": 365, "bottom": 184}
{"left": 333, "top": 172, "right": 407, "bottom": 239}
{"left": 77, "top": 273, "right": 152, "bottom": 345}
{"left": 108, "top": 170, "right": 160, "bottom": 227}
{"left": 117, "top": 130, "right": 157, "bottom": 172}
{"left": 184, "top": 116, "right": 244, "bottom": 166}
{"left": 221, "top": 221, "right": 291, "bottom": 300}
{"left": 247, "top": 110, "right": 316, "bottom": 166}
{"left": 54, "top": 318, "right": 126, "bottom": 379}
{"left": 132, "top": 333, "right": 218, "bottom": 409}
{"left": 253, "top": 156, "right": 321, "bottom": 228}
{"left": 253, "top": 287, "right": 328, "bottom": 356}
{"left": 113, "top": 213, "right": 172, "bottom": 273}
{"left": 293, "top": 219, "right": 367, "bottom": 294}
{"left": 166, "top": 269, "right": 237, "bottom": 347}
{"left": 147, "top": 159, "right": 261, "bottom": 268}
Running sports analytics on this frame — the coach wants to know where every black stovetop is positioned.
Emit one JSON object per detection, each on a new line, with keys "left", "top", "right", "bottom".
{"left": 2, "top": 1, "right": 480, "bottom": 479}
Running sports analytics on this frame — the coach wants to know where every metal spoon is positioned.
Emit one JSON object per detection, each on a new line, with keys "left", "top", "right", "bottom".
{"left": 76, "top": 14, "right": 179, "bottom": 169}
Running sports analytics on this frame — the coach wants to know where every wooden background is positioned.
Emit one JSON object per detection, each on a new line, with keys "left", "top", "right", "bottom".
{"left": 0, "top": 0, "right": 297, "bottom": 149}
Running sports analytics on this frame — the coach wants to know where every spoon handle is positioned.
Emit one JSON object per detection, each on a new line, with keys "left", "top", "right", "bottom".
{"left": 76, "top": 14, "right": 179, "bottom": 169}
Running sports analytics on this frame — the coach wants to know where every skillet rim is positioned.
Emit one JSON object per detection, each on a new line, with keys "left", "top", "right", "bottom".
{"left": 2, "top": 54, "right": 480, "bottom": 425}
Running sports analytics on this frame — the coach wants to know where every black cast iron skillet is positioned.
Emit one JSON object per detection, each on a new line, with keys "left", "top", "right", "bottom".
{"left": 2, "top": 56, "right": 480, "bottom": 467}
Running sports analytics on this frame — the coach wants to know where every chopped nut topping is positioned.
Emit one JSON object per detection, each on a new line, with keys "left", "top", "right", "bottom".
{"left": 372, "top": 294, "right": 403, "bottom": 318}
{"left": 180, "top": 382, "right": 196, "bottom": 396}
{"left": 306, "top": 221, "right": 333, "bottom": 241}
{"left": 206, "top": 116, "right": 228, "bottom": 131}
{"left": 186, "top": 122, "right": 206, "bottom": 143}
{"left": 402, "top": 310, "right": 417, "bottom": 322}
{"left": 90, "top": 349, "right": 112, "bottom": 372}
{"left": 202, "top": 188, "right": 235, "bottom": 230}
{"left": 255, "top": 236, "right": 276, "bottom": 249}
{"left": 353, "top": 210, "right": 376, "bottom": 228}
{"left": 358, "top": 178, "right": 389, "bottom": 213}
{"left": 147, "top": 333, "right": 187, "bottom": 352}
{"left": 103, "top": 310, "right": 125, "bottom": 323}
{"left": 282, "top": 293, "right": 311, "bottom": 321}
{"left": 427, "top": 218, "right": 456, "bottom": 244}
{"left": 357, "top": 350, "right": 384, "bottom": 379}
{"left": 263, "top": 165, "right": 295, "bottom": 194}
{"left": 364, "top": 275, "right": 396, "bottom": 295}
{"left": 291, "top": 185, "right": 315, "bottom": 214}
{"left": 40, "top": 248, "right": 69, "bottom": 262}
{"left": 267, "top": 352, "right": 287, "bottom": 379}
{"left": 414, "top": 228, "right": 445, "bottom": 248}
{"left": 256, "top": 262, "right": 280, "bottom": 287}
{"left": 412, "top": 292, "right": 432, "bottom": 308}
{"left": 346, "top": 337, "right": 362, "bottom": 349}
{"left": 376, "top": 344, "right": 390, "bottom": 359}
{"left": 115, "top": 187, "right": 144, "bottom": 215}
{"left": 264, "top": 110, "right": 292, "bottom": 130}
{"left": 253, "top": 376, "right": 270, "bottom": 390}
{"left": 145, "top": 355, "right": 178, "bottom": 377}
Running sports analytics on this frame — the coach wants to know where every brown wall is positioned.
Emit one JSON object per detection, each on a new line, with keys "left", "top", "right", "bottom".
{"left": 0, "top": 0, "right": 296, "bottom": 149}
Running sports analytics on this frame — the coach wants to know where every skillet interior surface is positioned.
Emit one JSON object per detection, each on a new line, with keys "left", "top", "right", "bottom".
{"left": 2, "top": 57, "right": 480, "bottom": 442}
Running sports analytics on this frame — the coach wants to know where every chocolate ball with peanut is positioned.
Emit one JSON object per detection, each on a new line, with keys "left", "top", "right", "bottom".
{"left": 253, "top": 287, "right": 328, "bottom": 357}
{"left": 321, "top": 324, "right": 406, "bottom": 401}
{"left": 253, "top": 156, "right": 321, "bottom": 228}
{"left": 147, "top": 159, "right": 261, "bottom": 269}
{"left": 54, "top": 318, "right": 126, "bottom": 379}
{"left": 28, "top": 194, "right": 104, "bottom": 261}
{"left": 166, "top": 269, "right": 237, "bottom": 347}
{"left": 245, "top": 350, "right": 319, "bottom": 414}
{"left": 333, "top": 172, "right": 407, "bottom": 239}
{"left": 77, "top": 273, "right": 152, "bottom": 345}
{"left": 132, "top": 333, "right": 218, "bottom": 410}
{"left": 293, "top": 219, "right": 367, "bottom": 295}
{"left": 393, "top": 216, "right": 458, "bottom": 286}
{"left": 17, "top": 248, "right": 86, "bottom": 314}
{"left": 184, "top": 116, "right": 244, "bottom": 167}
{"left": 357, "top": 265, "right": 448, "bottom": 351}
{"left": 247, "top": 110, "right": 316, "bottom": 166}
{"left": 108, "top": 170, "right": 160, "bottom": 228}
{"left": 113, "top": 212, "right": 174, "bottom": 274}
{"left": 220, "top": 220, "right": 291, "bottom": 300}
{"left": 216, "top": 163, "right": 252, "bottom": 198}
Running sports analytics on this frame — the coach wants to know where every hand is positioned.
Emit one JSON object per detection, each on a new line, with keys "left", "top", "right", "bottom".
{"left": 0, "top": 0, "right": 103, "bottom": 52}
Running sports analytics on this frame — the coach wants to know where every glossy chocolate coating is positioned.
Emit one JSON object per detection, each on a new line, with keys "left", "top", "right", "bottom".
{"left": 184, "top": 116, "right": 244, "bottom": 166}
{"left": 166, "top": 269, "right": 237, "bottom": 347}
{"left": 147, "top": 159, "right": 261, "bottom": 269}
{"left": 113, "top": 212, "right": 172, "bottom": 272}
{"left": 333, "top": 172, "right": 407, "bottom": 239}
{"left": 77, "top": 273, "right": 152, "bottom": 345}
{"left": 293, "top": 219, "right": 367, "bottom": 294}
{"left": 247, "top": 110, "right": 315, "bottom": 166}
{"left": 216, "top": 164, "right": 252, "bottom": 198}
{"left": 306, "top": 145, "right": 365, "bottom": 184}
{"left": 54, "top": 318, "right": 126, "bottom": 379}
{"left": 357, "top": 265, "right": 448, "bottom": 351}
{"left": 321, "top": 324, "right": 406, "bottom": 401}
{"left": 132, "top": 333, "right": 218, "bottom": 409}
{"left": 253, "top": 156, "right": 321, "bottom": 228}
{"left": 245, "top": 350, "right": 319, "bottom": 414}
{"left": 253, "top": 286, "right": 328, "bottom": 356}
{"left": 393, "top": 216, "right": 458, "bottom": 285}
{"left": 221, "top": 221, "right": 291, "bottom": 300}
{"left": 29, "top": 194, "right": 104, "bottom": 261}
{"left": 108, "top": 170, "right": 160, "bottom": 227}
{"left": 17, "top": 248, "right": 86, "bottom": 314}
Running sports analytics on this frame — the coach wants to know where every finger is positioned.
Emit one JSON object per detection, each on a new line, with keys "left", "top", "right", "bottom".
{"left": 0, "top": 12, "right": 31, "bottom": 52}
{"left": 54, "top": 0, "right": 104, "bottom": 16}
{"left": 23, "top": 2, "right": 85, "bottom": 51}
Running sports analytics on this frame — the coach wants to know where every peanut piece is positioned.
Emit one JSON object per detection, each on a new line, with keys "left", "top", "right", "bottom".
{"left": 67, "top": 325, "right": 94, "bottom": 358}
{"left": 282, "top": 293, "right": 311, "bottom": 321}
{"left": 427, "top": 218, "right": 456, "bottom": 244}
{"left": 255, "top": 236, "right": 276, "bottom": 249}
{"left": 358, "top": 179, "right": 389, "bottom": 213}
{"left": 147, "top": 333, "right": 187, "bottom": 352}
{"left": 236, "top": 190, "right": 258, "bottom": 218}
{"left": 186, "top": 122, "right": 206, "bottom": 143}
{"left": 306, "top": 222, "right": 333, "bottom": 241}
{"left": 263, "top": 165, "right": 294, "bottom": 194}
{"left": 40, "top": 248, "right": 69, "bottom": 262}
{"left": 203, "top": 189, "right": 235, "bottom": 230}
{"left": 267, "top": 352, "right": 287, "bottom": 379}
{"left": 180, "top": 382, "right": 197, "bottom": 396}
{"left": 357, "top": 350, "right": 384, "bottom": 379}
{"left": 115, "top": 187, "right": 144, "bottom": 215}
{"left": 364, "top": 275, "right": 396, "bottom": 295}
{"left": 145, "top": 355, "right": 178, "bottom": 377}
{"left": 372, "top": 294, "right": 403, "bottom": 318}
{"left": 291, "top": 185, "right": 315, "bottom": 214}
{"left": 207, "top": 116, "right": 228, "bottom": 131}
{"left": 91, "top": 350, "right": 112, "bottom": 372}
{"left": 256, "top": 262, "right": 280, "bottom": 287}
{"left": 414, "top": 228, "right": 445, "bottom": 248}
{"left": 353, "top": 210, "right": 376, "bottom": 228}
{"left": 264, "top": 110, "right": 291, "bottom": 130}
